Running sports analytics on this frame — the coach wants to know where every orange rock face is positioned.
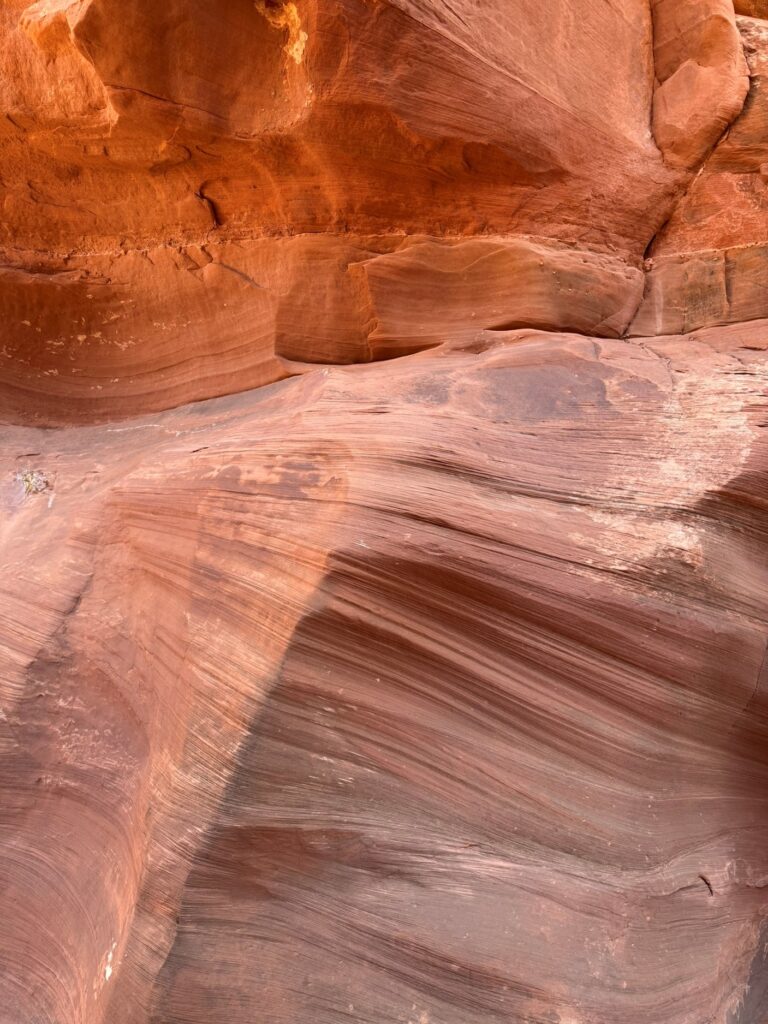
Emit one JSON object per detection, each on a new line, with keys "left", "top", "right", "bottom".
{"left": 1, "top": 3, "right": 768, "bottom": 1024}
{"left": 633, "top": 14, "right": 768, "bottom": 335}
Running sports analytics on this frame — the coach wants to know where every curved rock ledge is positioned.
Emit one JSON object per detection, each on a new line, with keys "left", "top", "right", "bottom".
{"left": 0, "top": 236, "right": 644, "bottom": 425}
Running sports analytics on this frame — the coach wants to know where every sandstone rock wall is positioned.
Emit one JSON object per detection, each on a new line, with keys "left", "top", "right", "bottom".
{"left": 0, "top": 0, "right": 677, "bottom": 422}
{"left": 1, "top": 4, "right": 768, "bottom": 1024}
{"left": 632, "top": 14, "right": 768, "bottom": 335}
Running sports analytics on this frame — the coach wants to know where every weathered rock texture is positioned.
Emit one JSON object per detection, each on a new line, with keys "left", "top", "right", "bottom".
{"left": 632, "top": 14, "right": 768, "bottom": 335}
{"left": 651, "top": 0, "right": 749, "bottom": 169}
{"left": 1, "top": 3, "right": 768, "bottom": 1024}
{"left": 0, "top": 0, "right": 682, "bottom": 423}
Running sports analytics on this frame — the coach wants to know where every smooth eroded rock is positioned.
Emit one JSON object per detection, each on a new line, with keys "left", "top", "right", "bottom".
{"left": 651, "top": 0, "right": 749, "bottom": 168}
{"left": 1, "top": 332, "right": 767, "bottom": 1024}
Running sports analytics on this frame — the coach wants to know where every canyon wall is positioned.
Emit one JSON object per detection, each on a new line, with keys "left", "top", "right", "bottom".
{"left": 1, "top": 3, "right": 767, "bottom": 1024}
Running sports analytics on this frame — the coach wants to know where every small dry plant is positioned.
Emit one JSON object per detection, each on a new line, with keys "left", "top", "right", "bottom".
{"left": 16, "top": 469, "right": 50, "bottom": 495}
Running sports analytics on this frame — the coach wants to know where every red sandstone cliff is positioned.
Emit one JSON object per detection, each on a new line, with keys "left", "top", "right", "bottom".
{"left": 1, "top": 3, "right": 767, "bottom": 1023}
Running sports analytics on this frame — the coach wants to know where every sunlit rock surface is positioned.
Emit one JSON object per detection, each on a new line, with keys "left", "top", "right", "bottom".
{"left": 1, "top": 3, "right": 768, "bottom": 1024}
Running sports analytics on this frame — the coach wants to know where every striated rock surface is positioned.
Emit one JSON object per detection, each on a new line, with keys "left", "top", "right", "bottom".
{"left": 1, "top": 3, "right": 768, "bottom": 1024}
{"left": 0, "top": 236, "right": 646, "bottom": 425}
{"left": 0, "top": 0, "right": 682, "bottom": 423}
{"left": 3, "top": 330, "right": 768, "bottom": 1024}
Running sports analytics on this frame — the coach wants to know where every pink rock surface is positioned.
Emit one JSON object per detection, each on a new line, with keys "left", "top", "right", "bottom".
{"left": 3, "top": 329, "right": 768, "bottom": 1023}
